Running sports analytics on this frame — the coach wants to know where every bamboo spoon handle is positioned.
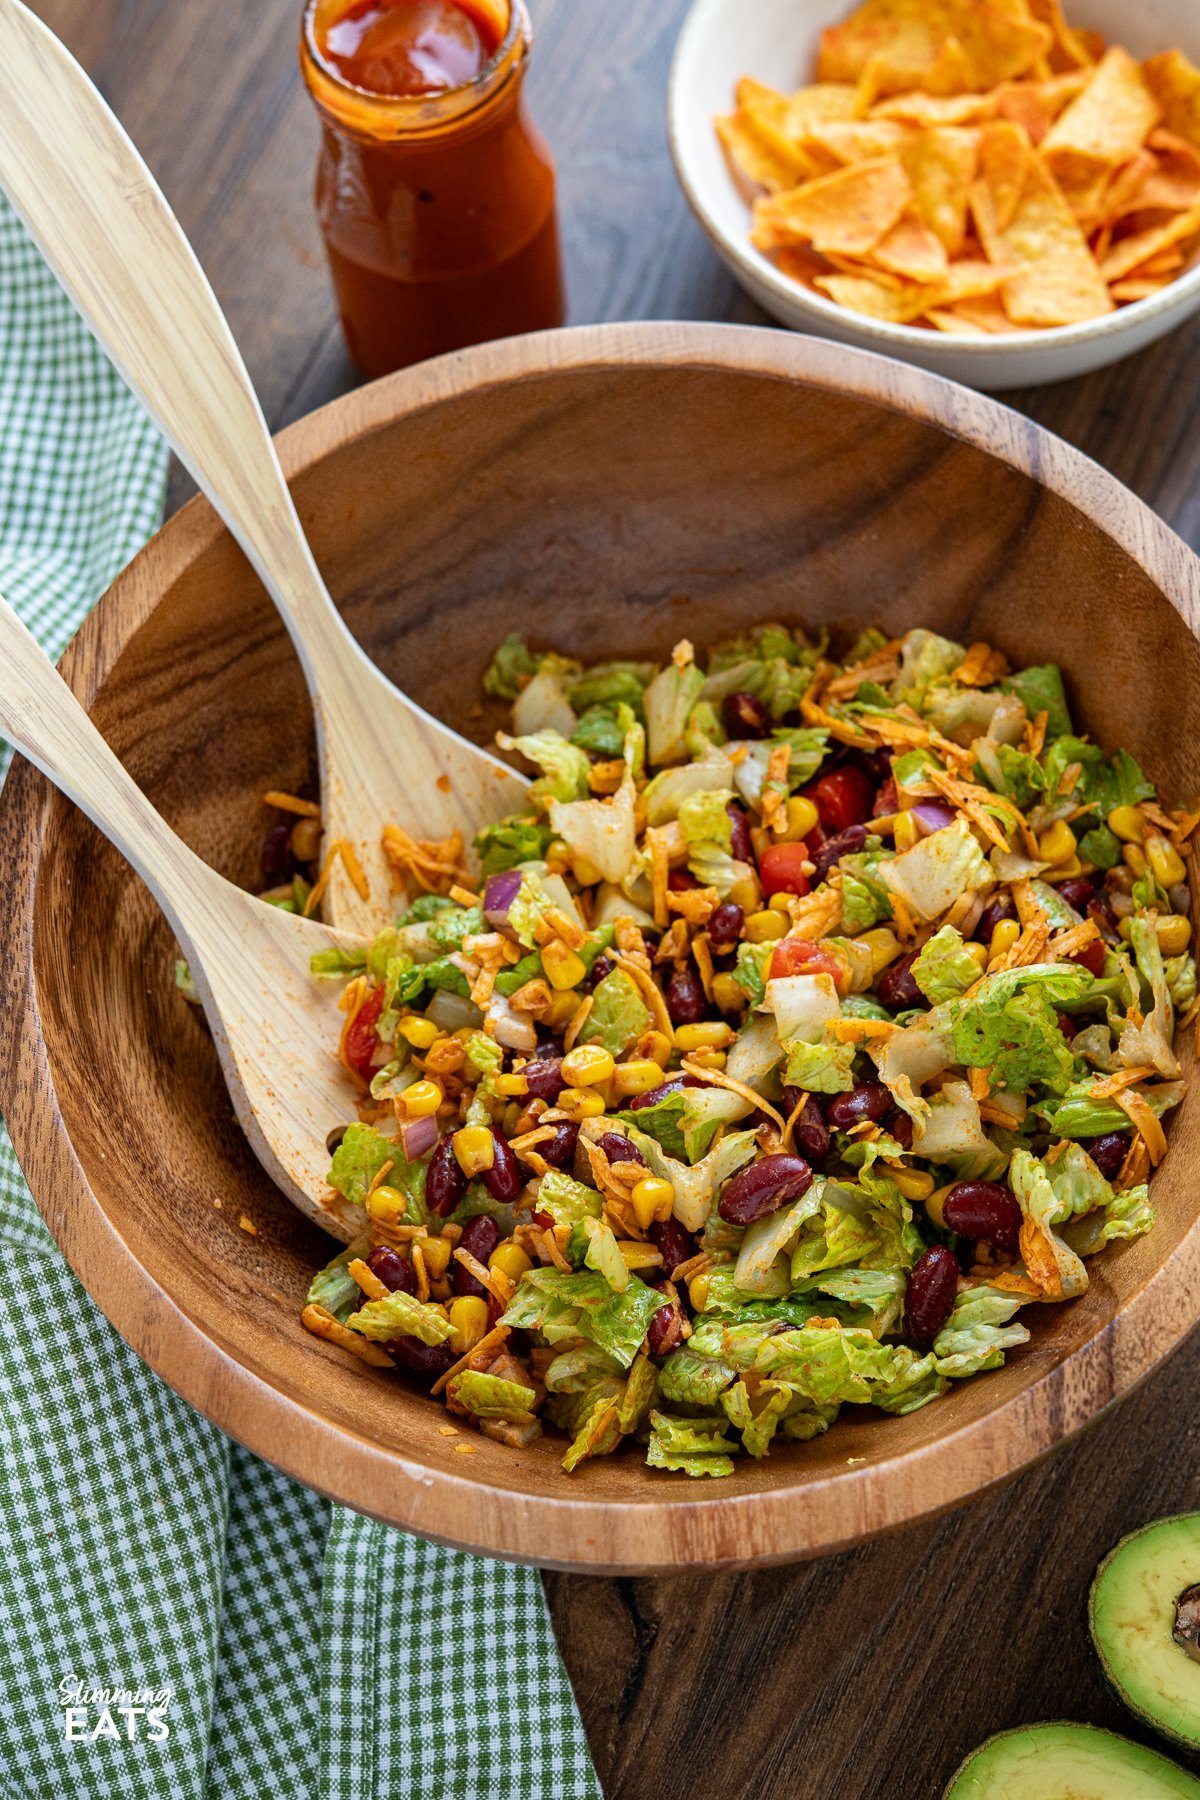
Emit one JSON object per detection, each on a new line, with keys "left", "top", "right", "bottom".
{"left": 0, "top": 0, "right": 352, "bottom": 682}
{"left": 0, "top": 594, "right": 212, "bottom": 930}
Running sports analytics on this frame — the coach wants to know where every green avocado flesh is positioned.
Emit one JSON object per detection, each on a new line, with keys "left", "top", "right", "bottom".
{"left": 1090, "top": 1514, "right": 1200, "bottom": 1749}
{"left": 944, "top": 1722, "right": 1200, "bottom": 1797}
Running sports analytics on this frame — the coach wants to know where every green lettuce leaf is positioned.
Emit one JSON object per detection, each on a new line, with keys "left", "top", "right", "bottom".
{"left": 932, "top": 1285, "right": 1030, "bottom": 1376}
{"left": 1042, "top": 1076, "right": 1184, "bottom": 1140}
{"left": 783, "top": 1038, "right": 858, "bottom": 1094}
{"left": 1119, "top": 913, "right": 1181, "bottom": 1079}
{"left": 570, "top": 705, "right": 626, "bottom": 759}
{"left": 447, "top": 1370, "right": 537, "bottom": 1422}
{"left": 536, "top": 1170, "right": 603, "bottom": 1228}
{"left": 309, "top": 945, "right": 368, "bottom": 979}
{"left": 1001, "top": 662, "right": 1072, "bottom": 738}
{"left": 658, "top": 1345, "right": 736, "bottom": 1407}
{"left": 645, "top": 1410, "right": 736, "bottom": 1477}
{"left": 566, "top": 661, "right": 654, "bottom": 712}
{"left": 643, "top": 662, "right": 705, "bottom": 766}
{"left": 328, "top": 1124, "right": 399, "bottom": 1214}
{"left": 483, "top": 632, "right": 538, "bottom": 699}
{"left": 347, "top": 1290, "right": 454, "bottom": 1345}
{"left": 1064, "top": 1182, "right": 1154, "bottom": 1254}
{"left": 500, "top": 1269, "right": 665, "bottom": 1368}
{"left": 306, "top": 1247, "right": 365, "bottom": 1323}
{"left": 894, "top": 629, "right": 966, "bottom": 707}
{"left": 948, "top": 964, "right": 1091, "bottom": 1094}
{"left": 616, "top": 1123, "right": 759, "bottom": 1231}
{"left": 839, "top": 852, "right": 895, "bottom": 931}
{"left": 732, "top": 939, "right": 773, "bottom": 1005}
{"left": 499, "top": 728, "right": 591, "bottom": 803}
{"left": 911, "top": 924, "right": 982, "bottom": 1004}
{"left": 677, "top": 787, "right": 734, "bottom": 851}
{"left": 880, "top": 816, "right": 991, "bottom": 921}
{"left": 428, "top": 904, "right": 486, "bottom": 951}
{"left": 576, "top": 968, "right": 652, "bottom": 1056}
{"left": 476, "top": 816, "right": 555, "bottom": 877}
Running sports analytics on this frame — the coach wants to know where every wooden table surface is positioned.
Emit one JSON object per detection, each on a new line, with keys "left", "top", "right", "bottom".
{"left": 29, "top": 1, "right": 1200, "bottom": 1793}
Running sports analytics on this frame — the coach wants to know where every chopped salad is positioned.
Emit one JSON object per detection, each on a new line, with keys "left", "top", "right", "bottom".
{"left": 298, "top": 622, "right": 1196, "bottom": 1478}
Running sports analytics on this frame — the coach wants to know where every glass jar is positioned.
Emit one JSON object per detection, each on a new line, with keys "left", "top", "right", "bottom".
{"left": 300, "top": 0, "right": 565, "bottom": 378}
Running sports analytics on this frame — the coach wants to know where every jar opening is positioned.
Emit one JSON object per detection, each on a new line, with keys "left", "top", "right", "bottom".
{"left": 303, "top": 0, "right": 521, "bottom": 108}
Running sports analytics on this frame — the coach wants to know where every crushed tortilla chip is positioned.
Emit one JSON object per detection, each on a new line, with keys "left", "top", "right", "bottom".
{"left": 753, "top": 155, "right": 912, "bottom": 256}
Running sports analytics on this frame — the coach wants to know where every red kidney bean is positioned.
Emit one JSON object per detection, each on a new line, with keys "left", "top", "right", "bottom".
{"left": 650, "top": 1216, "right": 695, "bottom": 1275}
{"left": 972, "top": 894, "right": 1017, "bottom": 944}
{"left": 905, "top": 1246, "right": 959, "bottom": 1347}
{"left": 942, "top": 1180, "right": 1022, "bottom": 1254}
{"left": 877, "top": 950, "right": 924, "bottom": 1010}
{"left": 668, "top": 868, "right": 701, "bottom": 891}
{"left": 589, "top": 954, "right": 615, "bottom": 986}
{"left": 884, "top": 1108, "right": 914, "bottom": 1150}
{"left": 1057, "top": 1011, "right": 1078, "bottom": 1041}
{"left": 366, "top": 1245, "right": 415, "bottom": 1295}
{"left": 782, "top": 1088, "right": 831, "bottom": 1164}
{"left": 453, "top": 1215, "right": 502, "bottom": 1296}
{"left": 646, "top": 1294, "right": 685, "bottom": 1356}
{"left": 873, "top": 776, "right": 899, "bottom": 819}
{"left": 535, "top": 1030, "right": 563, "bottom": 1058}
{"left": 727, "top": 802, "right": 754, "bottom": 863}
{"left": 597, "top": 1130, "right": 646, "bottom": 1167}
{"left": 666, "top": 964, "right": 707, "bottom": 1026}
{"left": 1057, "top": 875, "right": 1096, "bottom": 912}
{"left": 261, "top": 821, "right": 295, "bottom": 881}
{"left": 1088, "top": 892, "right": 1119, "bottom": 937}
{"left": 538, "top": 1122, "right": 578, "bottom": 1170}
{"left": 628, "top": 1075, "right": 701, "bottom": 1110}
{"left": 827, "top": 1082, "right": 892, "bottom": 1129}
{"left": 1070, "top": 939, "right": 1106, "bottom": 978}
{"left": 718, "top": 1153, "right": 813, "bottom": 1224}
{"left": 522, "top": 1057, "right": 565, "bottom": 1102}
{"left": 811, "top": 823, "right": 868, "bottom": 884}
{"left": 722, "top": 691, "right": 770, "bottom": 738}
{"left": 482, "top": 1133, "right": 522, "bottom": 1202}
{"left": 1082, "top": 1132, "right": 1131, "bottom": 1179}
{"left": 385, "top": 1335, "right": 457, "bottom": 1380}
{"left": 426, "top": 1136, "right": 466, "bottom": 1216}
{"left": 707, "top": 901, "right": 745, "bottom": 950}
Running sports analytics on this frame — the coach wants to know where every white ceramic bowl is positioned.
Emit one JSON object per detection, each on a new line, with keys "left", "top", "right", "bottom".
{"left": 668, "top": 0, "right": 1200, "bottom": 389}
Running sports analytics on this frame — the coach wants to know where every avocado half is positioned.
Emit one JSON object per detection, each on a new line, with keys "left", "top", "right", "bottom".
{"left": 1090, "top": 1514, "right": 1200, "bottom": 1750}
{"left": 944, "top": 1721, "right": 1200, "bottom": 1797}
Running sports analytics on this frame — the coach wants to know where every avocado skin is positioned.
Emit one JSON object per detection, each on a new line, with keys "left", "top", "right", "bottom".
{"left": 943, "top": 1721, "right": 1200, "bottom": 1797}
{"left": 1090, "top": 1513, "right": 1200, "bottom": 1752}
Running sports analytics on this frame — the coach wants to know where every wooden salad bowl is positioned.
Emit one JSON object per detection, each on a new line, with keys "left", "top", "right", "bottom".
{"left": 3, "top": 322, "right": 1200, "bottom": 1573}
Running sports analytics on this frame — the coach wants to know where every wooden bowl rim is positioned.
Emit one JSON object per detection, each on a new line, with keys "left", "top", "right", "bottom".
{"left": 4, "top": 321, "right": 1200, "bottom": 1573}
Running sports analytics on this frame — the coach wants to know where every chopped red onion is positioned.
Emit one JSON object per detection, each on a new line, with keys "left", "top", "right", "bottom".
{"left": 911, "top": 801, "right": 957, "bottom": 837}
{"left": 484, "top": 869, "right": 524, "bottom": 933}
{"left": 398, "top": 1113, "right": 438, "bottom": 1160}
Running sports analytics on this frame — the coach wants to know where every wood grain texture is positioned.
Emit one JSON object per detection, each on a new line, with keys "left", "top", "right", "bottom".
{"left": 16, "top": 2, "right": 1200, "bottom": 1793}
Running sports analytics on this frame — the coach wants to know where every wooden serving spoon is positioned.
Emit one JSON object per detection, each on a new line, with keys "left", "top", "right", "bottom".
{"left": 0, "top": 593, "right": 371, "bottom": 1243}
{"left": 0, "top": 0, "right": 529, "bottom": 936}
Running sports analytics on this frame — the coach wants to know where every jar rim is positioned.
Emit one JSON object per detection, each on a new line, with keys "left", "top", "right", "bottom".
{"left": 301, "top": 0, "right": 525, "bottom": 117}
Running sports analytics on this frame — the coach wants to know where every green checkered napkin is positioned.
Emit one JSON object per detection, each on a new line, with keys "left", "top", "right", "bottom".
{"left": 0, "top": 195, "right": 601, "bottom": 1800}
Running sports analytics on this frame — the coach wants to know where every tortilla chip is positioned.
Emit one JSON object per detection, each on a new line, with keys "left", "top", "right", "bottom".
{"left": 1136, "top": 246, "right": 1186, "bottom": 276}
{"left": 1026, "top": 0, "right": 1098, "bottom": 72}
{"left": 802, "top": 119, "right": 913, "bottom": 163}
{"left": 1044, "top": 46, "right": 1161, "bottom": 167}
{"left": 785, "top": 82, "right": 863, "bottom": 137}
{"left": 813, "top": 271, "right": 936, "bottom": 322}
{"left": 818, "top": 0, "right": 1051, "bottom": 100}
{"left": 870, "top": 209, "right": 951, "bottom": 279}
{"left": 973, "top": 152, "right": 1114, "bottom": 324}
{"left": 992, "top": 72, "right": 1086, "bottom": 143}
{"left": 1107, "top": 134, "right": 1200, "bottom": 219}
{"left": 872, "top": 89, "right": 995, "bottom": 126}
{"left": 1100, "top": 206, "right": 1200, "bottom": 281}
{"left": 1143, "top": 49, "right": 1200, "bottom": 151}
{"left": 751, "top": 155, "right": 913, "bottom": 256}
{"left": 901, "top": 125, "right": 980, "bottom": 252}
{"left": 772, "top": 245, "right": 835, "bottom": 289}
{"left": 1109, "top": 276, "right": 1174, "bottom": 302}
{"left": 978, "top": 120, "right": 1034, "bottom": 230}
{"left": 931, "top": 292, "right": 1026, "bottom": 331}
{"left": 717, "top": 111, "right": 812, "bottom": 195}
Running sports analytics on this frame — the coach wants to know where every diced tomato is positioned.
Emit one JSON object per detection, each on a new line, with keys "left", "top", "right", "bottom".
{"left": 759, "top": 842, "right": 811, "bottom": 898}
{"left": 1070, "top": 939, "right": 1107, "bottom": 977}
{"left": 808, "top": 766, "right": 874, "bottom": 833}
{"left": 342, "top": 985, "right": 385, "bottom": 1082}
{"left": 768, "top": 937, "right": 844, "bottom": 984}
{"left": 873, "top": 775, "right": 899, "bottom": 819}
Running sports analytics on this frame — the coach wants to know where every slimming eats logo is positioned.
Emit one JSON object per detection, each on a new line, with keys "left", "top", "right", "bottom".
{"left": 59, "top": 1678, "right": 173, "bottom": 1743}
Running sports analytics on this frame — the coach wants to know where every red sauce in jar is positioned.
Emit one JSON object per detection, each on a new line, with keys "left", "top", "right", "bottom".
{"left": 301, "top": 0, "right": 564, "bottom": 377}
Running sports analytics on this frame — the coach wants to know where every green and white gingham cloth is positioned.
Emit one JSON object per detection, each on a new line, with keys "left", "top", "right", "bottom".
{"left": 0, "top": 194, "right": 601, "bottom": 1800}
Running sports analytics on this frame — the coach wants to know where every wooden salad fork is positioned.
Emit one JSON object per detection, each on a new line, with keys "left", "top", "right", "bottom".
{"left": 0, "top": 592, "right": 371, "bottom": 1242}
{"left": 0, "top": 0, "right": 529, "bottom": 936}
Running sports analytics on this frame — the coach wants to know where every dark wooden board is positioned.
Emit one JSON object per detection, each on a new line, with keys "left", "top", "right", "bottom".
{"left": 25, "top": 0, "right": 1200, "bottom": 1791}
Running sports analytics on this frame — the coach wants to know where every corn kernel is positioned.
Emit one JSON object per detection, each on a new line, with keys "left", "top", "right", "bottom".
{"left": 860, "top": 927, "right": 902, "bottom": 976}
{"left": 561, "top": 1044, "right": 616, "bottom": 1086}
{"left": 687, "top": 1048, "right": 727, "bottom": 1071}
{"left": 893, "top": 811, "right": 920, "bottom": 853}
{"left": 429, "top": 1276, "right": 452, "bottom": 1303}
{"left": 964, "top": 941, "right": 989, "bottom": 972}
{"left": 925, "top": 1184, "right": 955, "bottom": 1231}
{"left": 544, "top": 990, "right": 581, "bottom": 1030}
{"left": 641, "top": 1030, "right": 674, "bottom": 1068}
{"left": 783, "top": 795, "right": 820, "bottom": 841}
{"left": 727, "top": 875, "right": 761, "bottom": 913}
{"left": 542, "top": 939, "right": 587, "bottom": 990}
{"left": 889, "top": 1166, "right": 935, "bottom": 1201}
{"left": 1037, "top": 820, "right": 1077, "bottom": 866}
{"left": 453, "top": 1125, "right": 495, "bottom": 1177}
{"left": 402, "top": 1079, "right": 443, "bottom": 1118}
{"left": 631, "top": 1176, "right": 676, "bottom": 1228}
{"left": 990, "top": 919, "right": 1021, "bottom": 958}
{"left": 618, "top": 1241, "right": 664, "bottom": 1271}
{"left": 558, "top": 1086, "right": 606, "bottom": 1122}
{"left": 1045, "top": 856, "right": 1084, "bottom": 882}
{"left": 1157, "top": 913, "right": 1192, "bottom": 957}
{"left": 612, "top": 1058, "right": 668, "bottom": 1098}
{"left": 1123, "top": 843, "right": 1147, "bottom": 876}
{"left": 674, "top": 1021, "right": 735, "bottom": 1053}
{"left": 571, "top": 854, "right": 603, "bottom": 887}
{"left": 546, "top": 838, "right": 571, "bottom": 867}
{"left": 769, "top": 891, "right": 795, "bottom": 914}
{"left": 419, "top": 1235, "right": 452, "bottom": 1279}
{"left": 1146, "top": 833, "right": 1187, "bottom": 888}
{"left": 1118, "top": 916, "right": 1134, "bottom": 942}
{"left": 687, "top": 1272, "right": 711, "bottom": 1312}
{"left": 1108, "top": 805, "right": 1146, "bottom": 843}
{"left": 398, "top": 1014, "right": 439, "bottom": 1050}
{"left": 495, "top": 1071, "right": 530, "bottom": 1097}
{"left": 712, "top": 972, "right": 747, "bottom": 1014}
{"left": 366, "top": 1184, "right": 410, "bottom": 1227}
{"left": 447, "top": 1295, "right": 490, "bottom": 1354}
{"left": 744, "top": 909, "right": 787, "bottom": 943}
{"left": 489, "top": 1241, "right": 533, "bottom": 1282}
